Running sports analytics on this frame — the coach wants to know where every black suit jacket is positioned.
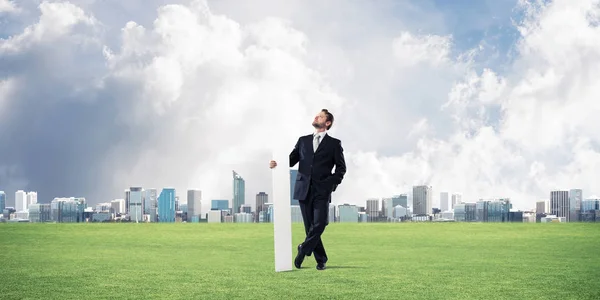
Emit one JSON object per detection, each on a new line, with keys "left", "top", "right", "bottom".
{"left": 289, "top": 133, "right": 346, "bottom": 202}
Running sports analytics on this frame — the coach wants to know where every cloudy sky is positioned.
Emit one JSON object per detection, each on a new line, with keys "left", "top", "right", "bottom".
{"left": 1, "top": 0, "right": 599, "bottom": 212}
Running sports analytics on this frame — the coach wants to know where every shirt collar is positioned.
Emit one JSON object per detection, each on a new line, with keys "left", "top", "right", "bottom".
{"left": 313, "top": 130, "right": 327, "bottom": 138}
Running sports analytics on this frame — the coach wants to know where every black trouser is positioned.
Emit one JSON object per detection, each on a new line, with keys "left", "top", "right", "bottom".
{"left": 298, "top": 184, "right": 329, "bottom": 264}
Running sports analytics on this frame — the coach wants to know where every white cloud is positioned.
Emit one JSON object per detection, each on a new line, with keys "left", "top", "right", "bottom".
{"left": 0, "top": 1, "right": 96, "bottom": 53}
{"left": 1, "top": 0, "right": 600, "bottom": 212}
{"left": 0, "top": 0, "right": 19, "bottom": 14}
{"left": 393, "top": 31, "right": 452, "bottom": 67}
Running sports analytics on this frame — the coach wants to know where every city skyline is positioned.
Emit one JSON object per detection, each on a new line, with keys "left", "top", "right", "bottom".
{"left": 2, "top": 176, "right": 599, "bottom": 213}
{"left": 5, "top": 184, "right": 599, "bottom": 224}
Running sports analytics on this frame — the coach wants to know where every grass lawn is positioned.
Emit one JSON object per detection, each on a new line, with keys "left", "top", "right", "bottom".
{"left": 1, "top": 222, "right": 599, "bottom": 299}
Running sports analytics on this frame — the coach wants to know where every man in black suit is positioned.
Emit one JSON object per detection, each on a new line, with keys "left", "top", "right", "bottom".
{"left": 269, "top": 109, "right": 346, "bottom": 271}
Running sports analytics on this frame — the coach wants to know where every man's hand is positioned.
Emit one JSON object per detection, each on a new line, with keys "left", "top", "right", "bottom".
{"left": 269, "top": 160, "right": 278, "bottom": 169}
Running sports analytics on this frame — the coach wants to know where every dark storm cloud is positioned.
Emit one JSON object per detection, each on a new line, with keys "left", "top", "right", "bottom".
{"left": 0, "top": 2, "right": 157, "bottom": 203}
{"left": 1, "top": 46, "right": 116, "bottom": 203}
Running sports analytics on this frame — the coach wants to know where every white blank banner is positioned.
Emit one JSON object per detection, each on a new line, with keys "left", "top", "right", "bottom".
{"left": 272, "top": 149, "right": 293, "bottom": 272}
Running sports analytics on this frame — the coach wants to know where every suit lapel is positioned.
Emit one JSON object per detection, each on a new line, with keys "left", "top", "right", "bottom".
{"left": 307, "top": 135, "right": 315, "bottom": 154}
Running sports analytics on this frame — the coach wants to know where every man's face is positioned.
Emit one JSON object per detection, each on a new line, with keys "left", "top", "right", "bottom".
{"left": 312, "top": 111, "right": 329, "bottom": 129}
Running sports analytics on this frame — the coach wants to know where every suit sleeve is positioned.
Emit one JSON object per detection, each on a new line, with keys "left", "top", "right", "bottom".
{"left": 289, "top": 137, "right": 300, "bottom": 167}
{"left": 331, "top": 140, "right": 346, "bottom": 185}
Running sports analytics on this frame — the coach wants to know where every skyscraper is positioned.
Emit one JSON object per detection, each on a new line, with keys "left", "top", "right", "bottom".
{"left": 329, "top": 204, "right": 336, "bottom": 223}
{"left": 366, "top": 198, "right": 379, "bottom": 222}
{"left": 187, "top": 189, "right": 202, "bottom": 221}
{"left": 413, "top": 185, "right": 432, "bottom": 215}
{"left": 568, "top": 189, "right": 582, "bottom": 222}
{"left": 50, "top": 197, "right": 80, "bottom": 223}
{"left": 111, "top": 199, "right": 126, "bottom": 215}
{"left": 536, "top": 201, "right": 546, "bottom": 214}
{"left": 487, "top": 199, "right": 511, "bottom": 222}
{"left": 125, "top": 189, "right": 131, "bottom": 214}
{"left": 15, "top": 190, "right": 26, "bottom": 212}
{"left": 129, "top": 187, "right": 143, "bottom": 222}
{"left": 0, "top": 191, "right": 5, "bottom": 211}
{"left": 232, "top": 171, "right": 245, "bottom": 214}
{"left": 451, "top": 193, "right": 462, "bottom": 209}
{"left": 550, "top": 190, "right": 569, "bottom": 219}
{"left": 476, "top": 200, "right": 488, "bottom": 222}
{"left": 386, "top": 195, "right": 407, "bottom": 220}
{"left": 440, "top": 192, "right": 449, "bottom": 211}
{"left": 382, "top": 198, "right": 390, "bottom": 217}
{"left": 27, "top": 192, "right": 38, "bottom": 208}
{"left": 74, "top": 197, "right": 86, "bottom": 222}
{"left": 145, "top": 189, "right": 158, "bottom": 222}
{"left": 290, "top": 169, "right": 299, "bottom": 205}
{"left": 256, "top": 192, "right": 268, "bottom": 214}
{"left": 158, "top": 188, "right": 176, "bottom": 222}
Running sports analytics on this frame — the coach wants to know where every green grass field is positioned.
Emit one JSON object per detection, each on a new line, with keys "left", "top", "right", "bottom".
{"left": 1, "top": 222, "right": 599, "bottom": 299}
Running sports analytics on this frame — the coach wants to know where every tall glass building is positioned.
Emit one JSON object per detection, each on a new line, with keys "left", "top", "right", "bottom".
{"left": 129, "top": 187, "right": 143, "bottom": 222}
{"left": 476, "top": 201, "right": 489, "bottom": 222}
{"left": 569, "top": 189, "right": 582, "bottom": 222}
{"left": 187, "top": 189, "right": 202, "bottom": 221}
{"left": 550, "top": 190, "right": 569, "bottom": 219}
{"left": 487, "top": 199, "right": 511, "bottom": 222}
{"left": 0, "top": 191, "right": 5, "bottom": 211}
{"left": 158, "top": 188, "right": 176, "bottom": 222}
{"left": 50, "top": 198, "right": 80, "bottom": 223}
{"left": 412, "top": 185, "right": 432, "bottom": 215}
{"left": 62, "top": 200, "right": 79, "bottom": 223}
{"left": 232, "top": 171, "right": 245, "bottom": 214}
{"left": 75, "top": 197, "right": 86, "bottom": 222}
{"left": 255, "top": 192, "right": 268, "bottom": 215}
{"left": 474, "top": 199, "right": 510, "bottom": 222}
{"left": 144, "top": 188, "right": 158, "bottom": 222}
{"left": 125, "top": 189, "right": 130, "bottom": 215}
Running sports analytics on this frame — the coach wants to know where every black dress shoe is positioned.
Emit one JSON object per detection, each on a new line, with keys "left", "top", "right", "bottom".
{"left": 294, "top": 244, "right": 306, "bottom": 269}
{"left": 316, "top": 262, "right": 326, "bottom": 270}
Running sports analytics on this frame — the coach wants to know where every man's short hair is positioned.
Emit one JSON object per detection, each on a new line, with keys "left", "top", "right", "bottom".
{"left": 322, "top": 109, "right": 334, "bottom": 130}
